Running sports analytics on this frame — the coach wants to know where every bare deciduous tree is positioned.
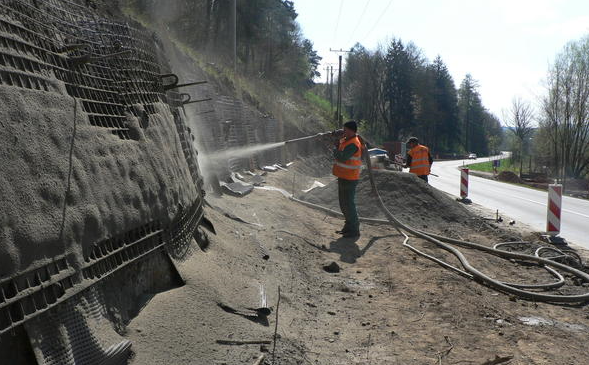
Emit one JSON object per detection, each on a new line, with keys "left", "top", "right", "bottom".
{"left": 540, "top": 35, "right": 589, "bottom": 183}
{"left": 504, "top": 97, "right": 535, "bottom": 177}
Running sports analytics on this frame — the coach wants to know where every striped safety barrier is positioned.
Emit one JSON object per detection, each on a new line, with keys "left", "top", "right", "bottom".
{"left": 460, "top": 168, "right": 469, "bottom": 199}
{"left": 546, "top": 184, "right": 562, "bottom": 235}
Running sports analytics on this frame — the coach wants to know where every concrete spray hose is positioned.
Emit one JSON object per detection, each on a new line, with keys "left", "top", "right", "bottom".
{"left": 291, "top": 134, "right": 589, "bottom": 304}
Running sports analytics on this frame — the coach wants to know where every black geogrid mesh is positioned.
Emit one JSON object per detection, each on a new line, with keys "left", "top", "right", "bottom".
{"left": 25, "top": 287, "right": 131, "bottom": 365}
{"left": 0, "top": 255, "right": 78, "bottom": 337}
{"left": 81, "top": 221, "right": 164, "bottom": 282}
{"left": 0, "top": 197, "right": 203, "bottom": 338}
{"left": 166, "top": 199, "right": 205, "bottom": 260}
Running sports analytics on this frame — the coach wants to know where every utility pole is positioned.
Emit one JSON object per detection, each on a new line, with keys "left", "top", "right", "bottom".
{"left": 330, "top": 48, "right": 352, "bottom": 127}
{"left": 231, "top": 0, "right": 237, "bottom": 73}
{"left": 323, "top": 65, "right": 331, "bottom": 106}
{"left": 322, "top": 64, "right": 335, "bottom": 112}
{"left": 329, "top": 66, "right": 334, "bottom": 112}
{"left": 337, "top": 55, "right": 342, "bottom": 126}
{"left": 323, "top": 66, "right": 331, "bottom": 84}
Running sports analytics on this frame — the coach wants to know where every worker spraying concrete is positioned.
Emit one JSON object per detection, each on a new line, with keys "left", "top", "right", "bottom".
{"left": 330, "top": 121, "right": 362, "bottom": 238}
{"left": 283, "top": 121, "right": 364, "bottom": 238}
{"left": 203, "top": 124, "right": 433, "bottom": 240}
{"left": 282, "top": 121, "right": 363, "bottom": 237}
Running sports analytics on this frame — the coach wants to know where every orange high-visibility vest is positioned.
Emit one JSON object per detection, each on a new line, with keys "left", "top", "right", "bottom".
{"left": 332, "top": 136, "right": 362, "bottom": 180}
{"left": 408, "top": 144, "right": 431, "bottom": 176}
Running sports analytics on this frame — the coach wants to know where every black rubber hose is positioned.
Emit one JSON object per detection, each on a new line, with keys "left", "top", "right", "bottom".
{"left": 355, "top": 140, "right": 589, "bottom": 303}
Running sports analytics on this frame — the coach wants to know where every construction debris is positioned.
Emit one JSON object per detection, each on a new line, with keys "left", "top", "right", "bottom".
{"left": 262, "top": 165, "right": 279, "bottom": 172}
{"left": 222, "top": 181, "right": 255, "bottom": 196}
{"left": 302, "top": 181, "right": 326, "bottom": 193}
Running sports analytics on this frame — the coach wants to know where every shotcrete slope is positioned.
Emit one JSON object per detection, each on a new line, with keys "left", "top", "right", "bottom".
{"left": 0, "top": 85, "right": 196, "bottom": 277}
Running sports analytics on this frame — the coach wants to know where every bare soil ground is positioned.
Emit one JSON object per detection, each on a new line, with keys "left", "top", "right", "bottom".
{"left": 124, "top": 160, "right": 589, "bottom": 365}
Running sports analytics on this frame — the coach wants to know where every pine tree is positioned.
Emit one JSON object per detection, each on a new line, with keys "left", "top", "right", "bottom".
{"left": 384, "top": 39, "right": 414, "bottom": 140}
{"left": 431, "top": 56, "right": 459, "bottom": 152}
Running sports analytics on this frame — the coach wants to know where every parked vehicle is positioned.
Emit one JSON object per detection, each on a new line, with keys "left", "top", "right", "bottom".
{"left": 368, "top": 148, "right": 389, "bottom": 169}
{"left": 468, "top": 153, "right": 477, "bottom": 159}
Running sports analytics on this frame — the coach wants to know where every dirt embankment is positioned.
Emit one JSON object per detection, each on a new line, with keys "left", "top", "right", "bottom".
{"left": 124, "top": 160, "right": 589, "bottom": 365}
{"left": 497, "top": 171, "right": 524, "bottom": 184}
{"left": 302, "top": 170, "right": 473, "bottom": 230}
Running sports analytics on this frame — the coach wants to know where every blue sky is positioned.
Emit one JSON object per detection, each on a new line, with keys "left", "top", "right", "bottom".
{"left": 292, "top": 0, "right": 589, "bottom": 121}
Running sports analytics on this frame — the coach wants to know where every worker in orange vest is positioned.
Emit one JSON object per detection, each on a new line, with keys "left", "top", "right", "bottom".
{"left": 404, "top": 137, "right": 433, "bottom": 183}
{"left": 332, "top": 121, "right": 363, "bottom": 238}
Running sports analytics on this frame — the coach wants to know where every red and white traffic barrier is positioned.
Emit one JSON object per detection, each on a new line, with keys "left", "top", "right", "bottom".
{"left": 460, "top": 168, "right": 469, "bottom": 199}
{"left": 546, "top": 184, "right": 562, "bottom": 235}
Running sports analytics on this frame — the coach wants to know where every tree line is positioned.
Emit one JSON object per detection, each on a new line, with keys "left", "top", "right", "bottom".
{"left": 126, "top": 0, "right": 321, "bottom": 88}
{"left": 537, "top": 35, "right": 589, "bottom": 180}
{"left": 505, "top": 35, "right": 589, "bottom": 181}
{"left": 335, "top": 39, "right": 502, "bottom": 155}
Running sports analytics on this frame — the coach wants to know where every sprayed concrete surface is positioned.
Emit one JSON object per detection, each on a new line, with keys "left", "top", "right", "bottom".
{"left": 0, "top": 85, "right": 197, "bottom": 277}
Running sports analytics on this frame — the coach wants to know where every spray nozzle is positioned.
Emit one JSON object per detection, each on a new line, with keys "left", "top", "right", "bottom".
{"left": 330, "top": 129, "right": 344, "bottom": 138}
{"left": 316, "top": 129, "right": 343, "bottom": 139}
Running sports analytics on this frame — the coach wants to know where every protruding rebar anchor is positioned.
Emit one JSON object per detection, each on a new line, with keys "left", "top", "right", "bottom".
{"left": 160, "top": 73, "right": 178, "bottom": 88}
{"left": 180, "top": 93, "right": 191, "bottom": 104}
{"left": 170, "top": 80, "right": 208, "bottom": 90}
{"left": 160, "top": 73, "right": 208, "bottom": 91}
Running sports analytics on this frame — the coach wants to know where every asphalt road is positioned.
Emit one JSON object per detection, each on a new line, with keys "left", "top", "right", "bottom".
{"left": 429, "top": 155, "right": 589, "bottom": 250}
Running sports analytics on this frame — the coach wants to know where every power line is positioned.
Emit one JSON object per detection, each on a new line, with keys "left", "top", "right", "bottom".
{"left": 346, "top": 0, "right": 372, "bottom": 47}
{"left": 361, "top": 0, "right": 393, "bottom": 43}
{"left": 332, "top": 0, "right": 344, "bottom": 44}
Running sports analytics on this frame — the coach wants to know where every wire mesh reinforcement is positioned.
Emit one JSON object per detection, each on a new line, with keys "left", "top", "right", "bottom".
{"left": 0, "top": 0, "right": 174, "bottom": 140}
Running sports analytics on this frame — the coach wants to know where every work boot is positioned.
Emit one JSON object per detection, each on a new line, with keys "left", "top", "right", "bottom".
{"left": 342, "top": 230, "right": 360, "bottom": 238}
{"left": 336, "top": 224, "right": 350, "bottom": 234}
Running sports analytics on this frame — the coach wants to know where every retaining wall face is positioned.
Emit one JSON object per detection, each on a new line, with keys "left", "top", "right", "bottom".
{"left": 0, "top": 2, "right": 201, "bottom": 287}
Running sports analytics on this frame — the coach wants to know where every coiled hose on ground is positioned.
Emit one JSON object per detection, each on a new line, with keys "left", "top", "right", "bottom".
{"left": 291, "top": 140, "right": 589, "bottom": 304}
